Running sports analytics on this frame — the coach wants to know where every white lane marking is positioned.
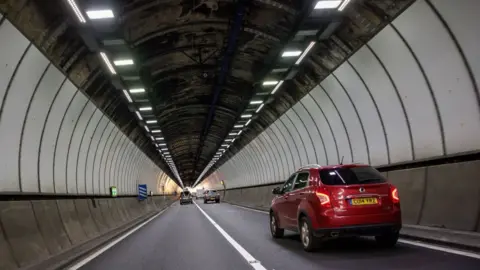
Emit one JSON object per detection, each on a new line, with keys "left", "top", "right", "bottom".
{"left": 228, "top": 203, "right": 480, "bottom": 260}
{"left": 68, "top": 206, "right": 171, "bottom": 270}
{"left": 194, "top": 201, "right": 267, "bottom": 270}
{"left": 398, "top": 239, "right": 480, "bottom": 260}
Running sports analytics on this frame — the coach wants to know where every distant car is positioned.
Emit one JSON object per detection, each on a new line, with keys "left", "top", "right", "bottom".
{"left": 180, "top": 191, "right": 193, "bottom": 205}
{"left": 204, "top": 190, "right": 220, "bottom": 204}
{"left": 269, "top": 164, "right": 401, "bottom": 251}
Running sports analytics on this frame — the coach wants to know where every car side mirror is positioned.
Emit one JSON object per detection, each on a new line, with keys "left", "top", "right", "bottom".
{"left": 272, "top": 187, "right": 282, "bottom": 195}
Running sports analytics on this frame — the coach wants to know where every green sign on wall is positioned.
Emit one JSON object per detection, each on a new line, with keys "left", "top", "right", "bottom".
{"left": 110, "top": 186, "right": 117, "bottom": 197}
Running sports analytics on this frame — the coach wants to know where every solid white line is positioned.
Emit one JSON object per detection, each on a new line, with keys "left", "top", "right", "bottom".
{"left": 194, "top": 201, "right": 267, "bottom": 270}
{"left": 67, "top": 206, "right": 170, "bottom": 270}
{"left": 398, "top": 239, "right": 480, "bottom": 260}
{"left": 228, "top": 203, "right": 480, "bottom": 260}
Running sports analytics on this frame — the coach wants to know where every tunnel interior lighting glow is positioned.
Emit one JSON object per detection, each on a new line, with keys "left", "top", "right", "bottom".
{"left": 122, "top": 89, "right": 133, "bottom": 103}
{"left": 338, "top": 0, "right": 351, "bottom": 11}
{"left": 255, "top": 104, "right": 265, "bottom": 113}
{"left": 151, "top": 129, "right": 161, "bottom": 133}
{"left": 272, "top": 68, "right": 289, "bottom": 73}
{"left": 263, "top": 80, "right": 279, "bottom": 86}
{"left": 295, "top": 41, "right": 316, "bottom": 65}
{"left": 158, "top": 143, "right": 167, "bottom": 146}
{"left": 245, "top": 119, "right": 252, "bottom": 126}
{"left": 229, "top": 133, "right": 237, "bottom": 136}
{"left": 161, "top": 148, "right": 168, "bottom": 151}
{"left": 135, "top": 111, "right": 143, "bottom": 120}
{"left": 113, "top": 59, "right": 134, "bottom": 66}
{"left": 237, "top": 130, "right": 243, "bottom": 136}
{"left": 314, "top": 0, "right": 342, "bottom": 9}
{"left": 144, "top": 126, "right": 150, "bottom": 132}
{"left": 139, "top": 106, "right": 152, "bottom": 111}
{"left": 155, "top": 137, "right": 164, "bottom": 141}
{"left": 282, "top": 50, "right": 302, "bottom": 57}
{"left": 271, "top": 80, "right": 284, "bottom": 94}
{"left": 241, "top": 114, "right": 252, "bottom": 118}
{"left": 146, "top": 120, "right": 157, "bottom": 124}
{"left": 99, "top": 52, "right": 116, "bottom": 75}
{"left": 224, "top": 139, "right": 233, "bottom": 142}
{"left": 67, "top": 0, "right": 86, "bottom": 23}
{"left": 129, "top": 88, "right": 145, "bottom": 93}
{"left": 150, "top": 136, "right": 155, "bottom": 141}
{"left": 234, "top": 125, "right": 244, "bottom": 128}
{"left": 250, "top": 100, "right": 263, "bottom": 105}
{"left": 86, "top": 9, "right": 115, "bottom": 19}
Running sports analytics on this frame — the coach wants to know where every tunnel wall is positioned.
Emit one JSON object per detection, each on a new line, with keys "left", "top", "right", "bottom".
{"left": 210, "top": 0, "right": 480, "bottom": 233}
{"left": 0, "top": 16, "right": 176, "bottom": 195}
{"left": 0, "top": 196, "right": 176, "bottom": 269}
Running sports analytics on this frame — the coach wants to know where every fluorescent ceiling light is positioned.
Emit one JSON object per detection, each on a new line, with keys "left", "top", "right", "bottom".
{"left": 139, "top": 106, "right": 152, "bottom": 111}
{"left": 272, "top": 68, "right": 289, "bottom": 73}
{"left": 338, "top": 0, "right": 351, "bottom": 11}
{"left": 135, "top": 111, "right": 143, "bottom": 120}
{"left": 234, "top": 125, "right": 244, "bottom": 128}
{"left": 250, "top": 100, "right": 263, "bottom": 105}
{"left": 224, "top": 139, "right": 234, "bottom": 142}
{"left": 151, "top": 136, "right": 155, "bottom": 141}
{"left": 229, "top": 133, "right": 237, "bottom": 136}
{"left": 237, "top": 130, "right": 243, "bottom": 136}
{"left": 161, "top": 148, "right": 168, "bottom": 151}
{"left": 155, "top": 137, "right": 164, "bottom": 141}
{"left": 151, "top": 129, "right": 161, "bottom": 133}
{"left": 263, "top": 80, "right": 279, "bottom": 86}
{"left": 255, "top": 104, "right": 265, "bottom": 113}
{"left": 86, "top": 9, "right": 114, "bottom": 20}
{"left": 314, "top": 0, "right": 342, "bottom": 9}
{"left": 122, "top": 89, "right": 133, "bottom": 103}
{"left": 129, "top": 88, "right": 145, "bottom": 93}
{"left": 99, "top": 52, "right": 116, "bottom": 75}
{"left": 146, "top": 120, "right": 157, "bottom": 124}
{"left": 220, "top": 148, "right": 227, "bottom": 151}
{"left": 271, "top": 80, "right": 284, "bottom": 94}
{"left": 241, "top": 114, "right": 252, "bottom": 119}
{"left": 158, "top": 143, "right": 166, "bottom": 146}
{"left": 113, "top": 59, "right": 134, "bottom": 66}
{"left": 282, "top": 50, "right": 302, "bottom": 57}
{"left": 295, "top": 41, "right": 316, "bottom": 65}
{"left": 144, "top": 126, "right": 150, "bottom": 132}
{"left": 67, "top": 0, "right": 86, "bottom": 23}
{"left": 245, "top": 119, "right": 251, "bottom": 126}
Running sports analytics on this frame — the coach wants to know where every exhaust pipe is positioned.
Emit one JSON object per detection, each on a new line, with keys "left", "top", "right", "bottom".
{"left": 330, "top": 232, "right": 339, "bottom": 238}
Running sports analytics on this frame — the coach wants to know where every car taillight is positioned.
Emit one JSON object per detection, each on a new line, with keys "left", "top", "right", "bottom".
{"left": 391, "top": 185, "right": 400, "bottom": 203}
{"left": 316, "top": 190, "right": 331, "bottom": 208}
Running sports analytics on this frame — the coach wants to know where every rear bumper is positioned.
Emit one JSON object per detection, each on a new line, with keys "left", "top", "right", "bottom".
{"left": 180, "top": 199, "right": 192, "bottom": 203}
{"left": 313, "top": 223, "right": 401, "bottom": 238}
{"left": 205, "top": 196, "right": 220, "bottom": 201}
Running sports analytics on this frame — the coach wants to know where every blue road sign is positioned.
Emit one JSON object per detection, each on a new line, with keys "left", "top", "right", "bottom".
{"left": 138, "top": 184, "right": 147, "bottom": 200}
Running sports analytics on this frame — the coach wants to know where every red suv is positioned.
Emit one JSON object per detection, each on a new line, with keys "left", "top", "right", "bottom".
{"left": 269, "top": 164, "right": 401, "bottom": 251}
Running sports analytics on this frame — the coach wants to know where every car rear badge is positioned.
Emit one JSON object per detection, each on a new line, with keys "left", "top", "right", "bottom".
{"left": 359, "top": 187, "right": 365, "bottom": 193}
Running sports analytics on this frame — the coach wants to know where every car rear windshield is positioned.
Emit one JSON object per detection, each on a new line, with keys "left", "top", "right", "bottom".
{"left": 208, "top": 190, "right": 217, "bottom": 194}
{"left": 319, "top": 166, "right": 387, "bottom": 186}
{"left": 181, "top": 191, "right": 190, "bottom": 197}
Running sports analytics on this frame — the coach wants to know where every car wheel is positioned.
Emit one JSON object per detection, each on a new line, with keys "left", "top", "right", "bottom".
{"left": 204, "top": 200, "right": 207, "bottom": 204}
{"left": 270, "top": 212, "right": 284, "bottom": 238}
{"left": 300, "top": 217, "right": 318, "bottom": 252}
{"left": 215, "top": 200, "right": 220, "bottom": 203}
{"left": 375, "top": 231, "right": 399, "bottom": 248}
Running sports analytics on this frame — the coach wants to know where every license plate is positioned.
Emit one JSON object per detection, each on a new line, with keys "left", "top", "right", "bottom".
{"left": 351, "top": 197, "right": 378, "bottom": 205}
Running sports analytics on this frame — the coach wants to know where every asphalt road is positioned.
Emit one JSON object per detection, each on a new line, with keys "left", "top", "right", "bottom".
{"left": 78, "top": 200, "right": 480, "bottom": 270}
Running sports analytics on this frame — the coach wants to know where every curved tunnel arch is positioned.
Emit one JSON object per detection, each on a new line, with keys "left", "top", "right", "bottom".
{"left": 0, "top": 17, "right": 179, "bottom": 195}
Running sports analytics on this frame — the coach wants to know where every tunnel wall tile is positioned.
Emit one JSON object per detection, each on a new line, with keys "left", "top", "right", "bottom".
{"left": 212, "top": 0, "right": 480, "bottom": 191}
{"left": 0, "top": 17, "right": 176, "bottom": 194}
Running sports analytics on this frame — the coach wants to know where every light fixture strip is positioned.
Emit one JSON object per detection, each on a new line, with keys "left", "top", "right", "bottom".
{"left": 314, "top": 0, "right": 342, "bottom": 10}
{"left": 338, "top": 0, "right": 352, "bottom": 11}
{"left": 139, "top": 106, "right": 152, "bottom": 111}
{"left": 129, "top": 88, "right": 145, "bottom": 93}
{"left": 249, "top": 100, "right": 263, "bottom": 105}
{"left": 99, "top": 52, "right": 116, "bottom": 75}
{"left": 263, "top": 80, "right": 279, "bottom": 86}
{"left": 255, "top": 104, "right": 265, "bottom": 113}
{"left": 146, "top": 120, "right": 157, "bottom": 124}
{"left": 86, "top": 9, "right": 115, "bottom": 19}
{"left": 122, "top": 89, "right": 133, "bottom": 103}
{"left": 271, "top": 80, "right": 284, "bottom": 94}
{"left": 282, "top": 50, "right": 302, "bottom": 57}
{"left": 113, "top": 59, "right": 134, "bottom": 66}
{"left": 245, "top": 119, "right": 252, "bottom": 126}
{"left": 135, "top": 111, "right": 143, "bottom": 120}
{"left": 66, "top": 0, "right": 86, "bottom": 23}
{"left": 241, "top": 114, "right": 252, "bottom": 119}
{"left": 295, "top": 41, "right": 316, "bottom": 65}
{"left": 144, "top": 126, "right": 150, "bottom": 132}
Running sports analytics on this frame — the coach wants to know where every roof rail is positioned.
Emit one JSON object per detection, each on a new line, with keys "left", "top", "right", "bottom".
{"left": 298, "top": 164, "right": 322, "bottom": 171}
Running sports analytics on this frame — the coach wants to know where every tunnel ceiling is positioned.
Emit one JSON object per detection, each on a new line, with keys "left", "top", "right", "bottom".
{"left": 0, "top": 0, "right": 415, "bottom": 186}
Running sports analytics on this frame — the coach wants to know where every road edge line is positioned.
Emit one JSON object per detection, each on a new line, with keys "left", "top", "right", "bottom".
{"left": 67, "top": 205, "right": 172, "bottom": 269}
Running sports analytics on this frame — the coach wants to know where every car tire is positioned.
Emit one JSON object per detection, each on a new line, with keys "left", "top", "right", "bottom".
{"left": 300, "top": 216, "right": 318, "bottom": 252}
{"left": 375, "top": 231, "right": 399, "bottom": 248}
{"left": 215, "top": 199, "right": 220, "bottom": 203}
{"left": 204, "top": 200, "right": 207, "bottom": 204}
{"left": 270, "top": 212, "right": 284, "bottom": 238}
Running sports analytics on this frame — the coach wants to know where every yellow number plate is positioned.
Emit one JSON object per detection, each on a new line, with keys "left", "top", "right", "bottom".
{"left": 351, "top": 197, "right": 378, "bottom": 205}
